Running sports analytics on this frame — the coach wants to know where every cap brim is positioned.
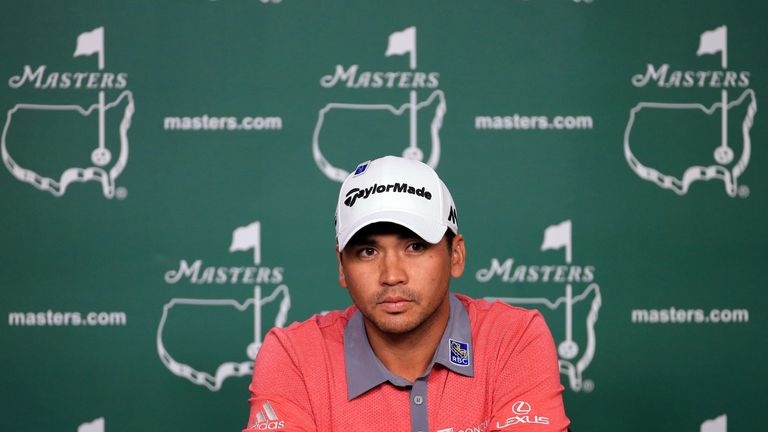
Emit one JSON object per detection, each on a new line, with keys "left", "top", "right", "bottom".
{"left": 338, "top": 209, "right": 448, "bottom": 251}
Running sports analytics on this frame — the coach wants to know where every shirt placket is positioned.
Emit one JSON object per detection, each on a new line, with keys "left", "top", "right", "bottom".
{"left": 409, "top": 377, "right": 428, "bottom": 432}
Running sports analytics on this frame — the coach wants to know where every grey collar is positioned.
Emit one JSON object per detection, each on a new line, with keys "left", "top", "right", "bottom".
{"left": 344, "top": 293, "right": 474, "bottom": 400}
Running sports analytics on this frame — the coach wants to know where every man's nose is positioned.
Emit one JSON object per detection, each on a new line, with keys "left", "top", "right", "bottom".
{"left": 379, "top": 252, "right": 408, "bottom": 286}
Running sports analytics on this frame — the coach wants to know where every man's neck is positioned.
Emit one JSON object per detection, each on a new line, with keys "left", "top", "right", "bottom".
{"left": 364, "top": 296, "right": 451, "bottom": 382}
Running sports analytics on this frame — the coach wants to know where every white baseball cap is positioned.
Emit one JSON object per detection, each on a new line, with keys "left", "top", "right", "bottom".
{"left": 335, "top": 155, "right": 458, "bottom": 250}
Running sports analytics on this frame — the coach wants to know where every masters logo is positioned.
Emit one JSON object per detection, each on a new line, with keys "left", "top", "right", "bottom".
{"left": 625, "top": 25, "right": 757, "bottom": 198}
{"left": 313, "top": 26, "right": 447, "bottom": 182}
{"left": 3, "top": 27, "right": 134, "bottom": 199}
{"left": 158, "top": 220, "right": 291, "bottom": 391}
{"left": 476, "top": 220, "right": 601, "bottom": 392}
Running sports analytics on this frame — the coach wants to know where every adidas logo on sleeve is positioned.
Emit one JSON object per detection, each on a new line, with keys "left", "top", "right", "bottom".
{"left": 248, "top": 401, "right": 285, "bottom": 430}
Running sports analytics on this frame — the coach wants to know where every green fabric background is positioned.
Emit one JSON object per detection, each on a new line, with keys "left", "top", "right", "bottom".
{"left": 1, "top": 1, "right": 765, "bottom": 431}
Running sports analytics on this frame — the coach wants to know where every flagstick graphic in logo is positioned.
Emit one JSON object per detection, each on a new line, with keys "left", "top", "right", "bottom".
{"left": 697, "top": 26, "right": 733, "bottom": 164}
{"left": 228, "top": 221, "right": 265, "bottom": 358}
{"left": 541, "top": 220, "right": 578, "bottom": 360}
{"left": 74, "top": 27, "right": 111, "bottom": 167}
{"left": 385, "top": 27, "right": 423, "bottom": 161}
{"left": 250, "top": 286, "right": 263, "bottom": 358}
{"left": 540, "top": 220, "right": 601, "bottom": 391}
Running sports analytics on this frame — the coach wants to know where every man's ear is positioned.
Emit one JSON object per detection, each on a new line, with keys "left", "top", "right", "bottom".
{"left": 450, "top": 234, "right": 466, "bottom": 278}
{"left": 336, "top": 246, "right": 347, "bottom": 288}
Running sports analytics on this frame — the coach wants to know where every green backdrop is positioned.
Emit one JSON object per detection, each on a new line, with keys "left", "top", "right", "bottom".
{"left": 1, "top": 1, "right": 765, "bottom": 431}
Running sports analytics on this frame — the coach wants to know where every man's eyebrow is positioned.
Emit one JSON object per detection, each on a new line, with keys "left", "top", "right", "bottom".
{"left": 348, "top": 236, "right": 378, "bottom": 247}
{"left": 348, "top": 232, "right": 422, "bottom": 247}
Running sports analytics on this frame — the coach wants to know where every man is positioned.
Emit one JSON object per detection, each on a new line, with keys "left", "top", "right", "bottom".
{"left": 244, "top": 155, "right": 570, "bottom": 431}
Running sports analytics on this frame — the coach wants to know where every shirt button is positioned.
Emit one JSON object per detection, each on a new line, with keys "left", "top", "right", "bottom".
{"left": 413, "top": 395, "right": 423, "bottom": 405}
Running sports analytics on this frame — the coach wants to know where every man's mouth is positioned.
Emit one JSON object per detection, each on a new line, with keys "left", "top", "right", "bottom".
{"left": 378, "top": 296, "right": 413, "bottom": 313}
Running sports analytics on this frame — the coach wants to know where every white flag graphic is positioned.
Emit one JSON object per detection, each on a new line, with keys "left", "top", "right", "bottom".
{"left": 386, "top": 27, "right": 415, "bottom": 56}
{"left": 74, "top": 27, "right": 104, "bottom": 58}
{"left": 700, "top": 414, "right": 727, "bottom": 432}
{"left": 541, "top": 220, "right": 572, "bottom": 263}
{"left": 229, "top": 221, "right": 262, "bottom": 264}
{"left": 78, "top": 417, "right": 105, "bottom": 432}
{"left": 697, "top": 26, "right": 726, "bottom": 56}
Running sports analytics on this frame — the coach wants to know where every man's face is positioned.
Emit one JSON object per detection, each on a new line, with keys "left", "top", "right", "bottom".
{"left": 337, "top": 223, "right": 465, "bottom": 335}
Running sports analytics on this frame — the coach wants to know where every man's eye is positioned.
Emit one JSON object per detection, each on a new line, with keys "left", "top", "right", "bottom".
{"left": 407, "top": 242, "right": 427, "bottom": 252}
{"left": 357, "top": 247, "right": 377, "bottom": 257}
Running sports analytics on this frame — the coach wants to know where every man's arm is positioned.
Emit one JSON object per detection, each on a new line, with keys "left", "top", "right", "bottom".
{"left": 243, "top": 329, "right": 317, "bottom": 432}
{"left": 488, "top": 310, "right": 570, "bottom": 432}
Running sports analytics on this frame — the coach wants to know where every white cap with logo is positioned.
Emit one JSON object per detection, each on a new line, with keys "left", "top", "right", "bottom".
{"left": 335, "top": 155, "right": 458, "bottom": 250}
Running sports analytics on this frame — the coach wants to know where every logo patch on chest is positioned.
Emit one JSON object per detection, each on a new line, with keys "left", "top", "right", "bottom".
{"left": 449, "top": 338, "right": 470, "bottom": 366}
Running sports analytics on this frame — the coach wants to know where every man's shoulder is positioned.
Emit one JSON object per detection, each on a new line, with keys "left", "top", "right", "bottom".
{"left": 456, "top": 292, "right": 541, "bottom": 321}
{"left": 269, "top": 305, "right": 357, "bottom": 344}
{"left": 455, "top": 292, "right": 547, "bottom": 337}
{"left": 454, "top": 293, "right": 555, "bottom": 365}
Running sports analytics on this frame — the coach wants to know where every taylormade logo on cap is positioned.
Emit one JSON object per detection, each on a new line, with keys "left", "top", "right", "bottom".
{"left": 344, "top": 182, "right": 432, "bottom": 207}
{"left": 335, "top": 155, "right": 458, "bottom": 250}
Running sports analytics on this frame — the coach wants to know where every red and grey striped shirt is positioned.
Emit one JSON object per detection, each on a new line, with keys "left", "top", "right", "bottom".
{"left": 244, "top": 293, "right": 570, "bottom": 431}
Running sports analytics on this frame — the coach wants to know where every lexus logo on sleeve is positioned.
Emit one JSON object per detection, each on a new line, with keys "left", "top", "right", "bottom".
{"left": 511, "top": 401, "right": 532, "bottom": 415}
{"left": 496, "top": 401, "right": 550, "bottom": 428}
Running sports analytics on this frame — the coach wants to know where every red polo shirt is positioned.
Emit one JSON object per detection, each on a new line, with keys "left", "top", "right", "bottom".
{"left": 244, "top": 293, "right": 570, "bottom": 432}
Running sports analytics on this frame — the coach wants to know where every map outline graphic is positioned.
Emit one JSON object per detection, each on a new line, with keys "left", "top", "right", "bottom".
{"left": 624, "top": 88, "right": 756, "bottom": 197}
{"left": 1, "top": 90, "right": 134, "bottom": 198}
{"left": 156, "top": 284, "right": 291, "bottom": 392}
{"left": 312, "top": 89, "right": 447, "bottom": 182}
